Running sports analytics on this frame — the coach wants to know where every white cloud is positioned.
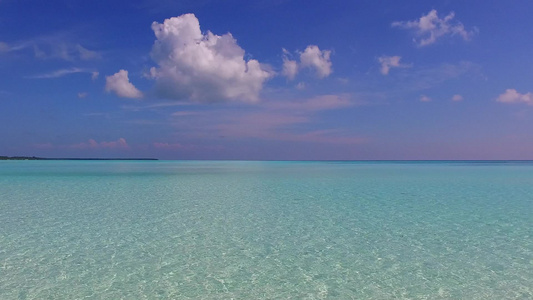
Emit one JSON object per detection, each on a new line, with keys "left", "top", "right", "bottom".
{"left": 76, "top": 44, "right": 101, "bottom": 60}
{"left": 27, "top": 68, "right": 95, "bottom": 79}
{"left": 378, "top": 55, "right": 410, "bottom": 75}
{"left": 420, "top": 95, "right": 431, "bottom": 102}
{"left": 78, "top": 92, "right": 88, "bottom": 98}
{"left": 172, "top": 111, "right": 199, "bottom": 117}
{"left": 282, "top": 59, "right": 298, "bottom": 80}
{"left": 0, "top": 42, "right": 9, "bottom": 52}
{"left": 174, "top": 94, "right": 360, "bottom": 145}
{"left": 1, "top": 31, "right": 101, "bottom": 61}
{"left": 40, "top": 138, "right": 130, "bottom": 150}
{"left": 0, "top": 40, "right": 28, "bottom": 54}
{"left": 296, "top": 82, "right": 306, "bottom": 90}
{"left": 496, "top": 89, "right": 533, "bottom": 105}
{"left": 299, "top": 45, "right": 332, "bottom": 78}
{"left": 149, "top": 13, "right": 273, "bottom": 103}
{"left": 266, "top": 94, "right": 353, "bottom": 112}
{"left": 71, "top": 138, "right": 129, "bottom": 150}
{"left": 127, "top": 93, "right": 364, "bottom": 149}
{"left": 282, "top": 49, "right": 299, "bottom": 80}
{"left": 91, "top": 71, "right": 99, "bottom": 80}
{"left": 33, "top": 45, "right": 46, "bottom": 58}
{"left": 395, "top": 61, "right": 479, "bottom": 92}
{"left": 33, "top": 42, "right": 100, "bottom": 61}
{"left": 392, "top": 10, "right": 476, "bottom": 46}
{"left": 337, "top": 78, "right": 349, "bottom": 84}
{"left": 281, "top": 46, "right": 333, "bottom": 80}
{"left": 153, "top": 142, "right": 187, "bottom": 150}
{"left": 451, "top": 94, "right": 463, "bottom": 101}
{"left": 105, "top": 69, "right": 143, "bottom": 99}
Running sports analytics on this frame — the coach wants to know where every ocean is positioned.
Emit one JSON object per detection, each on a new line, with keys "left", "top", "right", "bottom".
{"left": 0, "top": 160, "right": 532, "bottom": 299}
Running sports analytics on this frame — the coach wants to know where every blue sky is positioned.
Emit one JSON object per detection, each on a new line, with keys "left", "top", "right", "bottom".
{"left": 1, "top": 0, "right": 533, "bottom": 160}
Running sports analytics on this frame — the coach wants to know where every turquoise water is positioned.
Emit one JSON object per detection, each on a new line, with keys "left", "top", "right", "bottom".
{"left": 0, "top": 161, "right": 532, "bottom": 299}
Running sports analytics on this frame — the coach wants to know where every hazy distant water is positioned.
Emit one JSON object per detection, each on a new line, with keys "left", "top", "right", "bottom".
{"left": 0, "top": 160, "right": 532, "bottom": 299}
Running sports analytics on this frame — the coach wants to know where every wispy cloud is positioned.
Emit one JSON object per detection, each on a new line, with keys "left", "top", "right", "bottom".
{"left": 153, "top": 142, "right": 190, "bottom": 150}
{"left": 27, "top": 68, "right": 96, "bottom": 79}
{"left": 264, "top": 94, "right": 352, "bottom": 111}
{"left": 70, "top": 138, "right": 129, "bottom": 150}
{"left": 83, "top": 112, "right": 110, "bottom": 118}
{"left": 34, "top": 143, "right": 54, "bottom": 149}
{"left": 34, "top": 138, "right": 130, "bottom": 150}
{"left": 451, "top": 94, "right": 463, "bottom": 102}
{"left": 76, "top": 44, "right": 101, "bottom": 60}
{"left": 1, "top": 32, "right": 101, "bottom": 61}
{"left": 171, "top": 111, "right": 201, "bottom": 117}
{"left": 120, "top": 101, "right": 195, "bottom": 112}
{"left": 395, "top": 61, "right": 480, "bottom": 92}
{"left": 392, "top": 10, "right": 477, "bottom": 46}
{"left": 0, "top": 42, "right": 9, "bottom": 52}
{"left": 162, "top": 93, "right": 364, "bottom": 145}
{"left": 420, "top": 95, "right": 431, "bottom": 102}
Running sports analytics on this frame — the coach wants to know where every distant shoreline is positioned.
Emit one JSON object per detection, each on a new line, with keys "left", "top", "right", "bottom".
{"left": 2, "top": 157, "right": 533, "bottom": 162}
{"left": 0, "top": 156, "right": 158, "bottom": 161}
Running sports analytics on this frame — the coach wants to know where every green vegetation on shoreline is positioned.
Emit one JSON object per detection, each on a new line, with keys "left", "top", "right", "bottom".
{"left": 0, "top": 156, "right": 41, "bottom": 160}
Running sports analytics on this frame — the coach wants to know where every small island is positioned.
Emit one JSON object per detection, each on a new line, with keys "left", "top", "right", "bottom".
{"left": 0, "top": 156, "right": 42, "bottom": 160}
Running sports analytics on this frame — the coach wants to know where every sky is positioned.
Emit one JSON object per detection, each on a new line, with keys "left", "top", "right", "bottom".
{"left": 1, "top": 0, "right": 533, "bottom": 160}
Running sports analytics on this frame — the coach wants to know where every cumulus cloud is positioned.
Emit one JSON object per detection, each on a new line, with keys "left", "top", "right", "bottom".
{"left": 281, "top": 46, "right": 333, "bottom": 80}
{"left": 149, "top": 13, "right": 273, "bottom": 103}
{"left": 496, "top": 89, "right": 533, "bottom": 105}
{"left": 378, "top": 55, "right": 410, "bottom": 75}
{"left": 299, "top": 45, "right": 332, "bottom": 78}
{"left": 420, "top": 95, "right": 432, "bottom": 102}
{"left": 451, "top": 94, "right": 463, "bottom": 101}
{"left": 392, "top": 10, "right": 476, "bottom": 46}
{"left": 105, "top": 70, "right": 143, "bottom": 99}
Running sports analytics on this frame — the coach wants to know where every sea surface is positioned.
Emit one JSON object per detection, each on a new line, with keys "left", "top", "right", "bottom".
{"left": 0, "top": 160, "right": 532, "bottom": 299}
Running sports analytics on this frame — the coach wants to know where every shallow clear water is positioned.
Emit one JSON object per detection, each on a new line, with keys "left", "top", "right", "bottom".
{"left": 0, "top": 160, "right": 532, "bottom": 299}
